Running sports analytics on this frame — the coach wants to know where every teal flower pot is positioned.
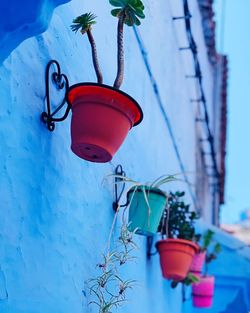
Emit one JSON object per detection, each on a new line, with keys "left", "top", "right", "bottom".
{"left": 127, "top": 186, "right": 167, "bottom": 236}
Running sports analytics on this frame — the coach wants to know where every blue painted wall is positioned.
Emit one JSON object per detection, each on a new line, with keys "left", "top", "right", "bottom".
{"left": 0, "top": 1, "right": 241, "bottom": 313}
{"left": 0, "top": 0, "right": 71, "bottom": 64}
{"left": 183, "top": 222, "right": 250, "bottom": 313}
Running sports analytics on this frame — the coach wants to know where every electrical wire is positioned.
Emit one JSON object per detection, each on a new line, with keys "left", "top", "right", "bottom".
{"left": 133, "top": 27, "right": 199, "bottom": 210}
{"left": 132, "top": 0, "right": 222, "bottom": 212}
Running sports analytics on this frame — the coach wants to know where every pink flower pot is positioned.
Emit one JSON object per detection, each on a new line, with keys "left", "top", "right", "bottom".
{"left": 192, "top": 276, "right": 215, "bottom": 308}
{"left": 190, "top": 251, "right": 206, "bottom": 276}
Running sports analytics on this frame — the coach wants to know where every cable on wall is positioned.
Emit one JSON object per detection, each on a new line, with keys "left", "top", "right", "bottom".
{"left": 132, "top": 0, "right": 223, "bottom": 215}
{"left": 133, "top": 27, "right": 198, "bottom": 210}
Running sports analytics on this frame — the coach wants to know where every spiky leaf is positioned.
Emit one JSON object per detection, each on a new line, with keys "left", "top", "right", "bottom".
{"left": 71, "top": 12, "right": 96, "bottom": 35}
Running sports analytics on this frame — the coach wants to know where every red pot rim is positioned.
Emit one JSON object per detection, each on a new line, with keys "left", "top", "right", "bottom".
{"left": 66, "top": 83, "right": 143, "bottom": 126}
{"left": 156, "top": 238, "right": 199, "bottom": 252}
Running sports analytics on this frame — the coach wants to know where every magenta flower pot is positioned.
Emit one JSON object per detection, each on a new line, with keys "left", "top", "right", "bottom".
{"left": 192, "top": 276, "right": 215, "bottom": 308}
{"left": 190, "top": 251, "right": 206, "bottom": 276}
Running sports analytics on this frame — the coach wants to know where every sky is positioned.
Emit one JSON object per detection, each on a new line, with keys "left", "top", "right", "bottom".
{"left": 214, "top": 1, "right": 250, "bottom": 224}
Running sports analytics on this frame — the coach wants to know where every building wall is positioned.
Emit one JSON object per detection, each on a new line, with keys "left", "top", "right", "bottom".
{"left": 183, "top": 221, "right": 250, "bottom": 313}
{"left": 0, "top": 0, "right": 222, "bottom": 312}
{"left": 0, "top": 0, "right": 71, "bottom": 64}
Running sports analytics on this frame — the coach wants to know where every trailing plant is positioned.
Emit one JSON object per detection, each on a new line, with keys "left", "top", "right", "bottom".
{"left": 192, "top": 230, "right": 221, "bottom": 274}
{"left": 171, "top": 272, "right": 200, "bottom": 289}
{"left": 87, "top": 213, "right": 138, "bottom": 313}
{"left": 158, "top": 191, "right": 199, "bottom": 240}
{"left": 110, "top": 173, "right": 181, "bottom": 193}
{"left": 109, "top": 173, "right": 181, "bottom": 213}
{"left": 200, "top": 230, "right": 221, "bottom": 275}
{"left": 200, "top": 230, "right": 218, "bottom": 251}
{"left": 71, "top": 0, "right": 145, "bottom": 89}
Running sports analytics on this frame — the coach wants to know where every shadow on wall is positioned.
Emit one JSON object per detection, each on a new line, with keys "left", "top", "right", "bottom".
{"left": 220, "top": 287, "right": 248, "bottom": 313}
{"left": 0, "top": 0, "right": 71, "bottom": 64}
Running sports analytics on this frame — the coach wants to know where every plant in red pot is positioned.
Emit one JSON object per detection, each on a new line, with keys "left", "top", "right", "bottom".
{"left": 170, "top": 230, "right": 218, "bottom": 292}
{"left": 156, "top": 191, "right": 199, "bottom": 281}
{"left": 192, "top": 231, "right": 221, "bottom": 308}
{"left": 66, "top": 1, "right": 145, "bottom": 162}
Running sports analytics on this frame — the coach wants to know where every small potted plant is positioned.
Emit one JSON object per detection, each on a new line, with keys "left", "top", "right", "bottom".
{"left": 170, "top": 272, "right": 200, "bottom": 289}
{"left": 66, "top": 1, "right": 145, "bottom": 163}
{"left": 111, "top": 174, "right": 179, "bottom": 236}
{"left": 190, "top": 229, "right": 215, "bottom": 276}
{"left": 192, "top": 231, "right": 221, "bottom": 308}
{"left": 156, "top": 191, "right": 199, "bottom": 281}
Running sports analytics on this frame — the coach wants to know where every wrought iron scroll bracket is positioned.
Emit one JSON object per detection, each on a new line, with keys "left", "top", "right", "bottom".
{"left": 182, "top": 284, "right": 187, "bottom": 302}
{"left": 41, "top": 60, "right": 70, "bottom": 132}
{"left": 113, "top": 165, "right": 129, "bottom": 212}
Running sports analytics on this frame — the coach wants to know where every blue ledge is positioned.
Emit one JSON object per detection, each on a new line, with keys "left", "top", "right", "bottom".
{"left": 0, "top": 0, "right": 71, "bottom": 64}
{"left": 183, "top": 220, "right": 250, "bottom": 313}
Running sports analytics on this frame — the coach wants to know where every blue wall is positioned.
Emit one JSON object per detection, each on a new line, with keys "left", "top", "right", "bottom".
{"left": 0, "top": 0, "right": 244, "bottom": 313}
{"left": 0, "top": 0, "right": 71, "bottom": 64}
{"left": 183, "top": 222, "right": 250, "bottom": 313}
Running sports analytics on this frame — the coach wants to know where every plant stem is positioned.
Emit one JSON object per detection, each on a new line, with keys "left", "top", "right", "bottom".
{"left": 113, "top": 15, "right": 125, "bottom": 89}
{"left": 107, "top": 208, "right": 120, "bottom": 254}
{"left": 87, "top": 29, "right": 103, "bottom": 84}
{"left": 205, "top": 261, "right": 208, "bottom": 276}
{"left": 165, "top": 197, "right": 170, "bottom": 238}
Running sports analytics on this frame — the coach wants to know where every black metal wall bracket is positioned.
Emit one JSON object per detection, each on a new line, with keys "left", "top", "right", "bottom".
{"left": 41, "top": 60, "right": 70, "bottom": 131}
{"left": 172, "top": 13, "right": 192, "bottom": 20}
{"left": 113, "top": 165, "right": 129, "bottom": 212}
{"left": 146, "top": 236, "right": 158, "bottom": 260}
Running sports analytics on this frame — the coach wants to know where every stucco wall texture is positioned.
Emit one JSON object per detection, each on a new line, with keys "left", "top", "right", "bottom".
{"left": 0, "top": 0, "right": 221, "bottom": 312}
{"left": 0, "top": 0, "right": 71, "bottom": 64}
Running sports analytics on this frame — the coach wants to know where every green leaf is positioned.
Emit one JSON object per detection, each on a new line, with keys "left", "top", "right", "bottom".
{"left": 110, "top": 0, "right": 145, "bottom": 26}
{"left": 214, "top": 243, "right": 221, "bottom": 254}
{"left": 203, "top": 230, "right": 214, "bottom": 249}
{"left": 187, "top": 272, "right": 200, "bottom": 283}
{"left": 111, "top": 8, "right": 122, "bottom": 17}
{"left": 109, "top": 0, "right": 126, "bottom": 7}
{"left": 71, "top": 12, "right": 96, "bottom": 34}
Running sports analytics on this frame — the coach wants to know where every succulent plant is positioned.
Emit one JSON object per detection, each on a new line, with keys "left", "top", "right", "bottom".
{"left": 110, "top": 0, "right": 145, "bottom": 89}
{"left": 71, "top": 1, "right": 145, "bottom": 89}
{"left": 71, "top": 12, "right": 103, "bottom": 84}
{"left": 110, "top": 0, "right": 145, "bottom": 26}
{"left": 71, "top": 13, "right": 97, "bottom": 34}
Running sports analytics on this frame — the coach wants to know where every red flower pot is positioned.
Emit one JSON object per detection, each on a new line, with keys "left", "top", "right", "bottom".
{"left": 156, "top": 239, "right": 199, "bottom": 281}
{"left": 192, "top": 275, "right": 215, "bottom": 308}
{"left": 190, "top": 251, "right": 206, "bottom": 276}
{"left": 66, "top": 83, "right": 143, "bottom": 162}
